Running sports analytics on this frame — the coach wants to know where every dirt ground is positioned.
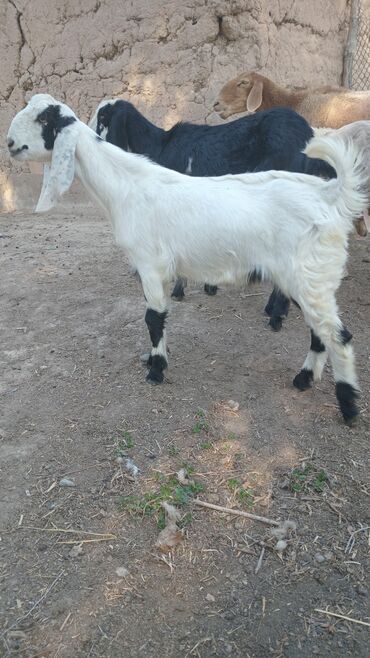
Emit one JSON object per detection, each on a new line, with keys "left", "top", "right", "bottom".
{"left": 1, "top": 182, "right": 369, "bottom": 658}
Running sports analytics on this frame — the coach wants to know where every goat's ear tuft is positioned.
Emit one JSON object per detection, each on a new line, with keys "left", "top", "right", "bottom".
{"left": 35, "top": 119, "right": 80, "bottom": 212}
{"left": 246, "top": 79, "right": 263, "bottom": 112}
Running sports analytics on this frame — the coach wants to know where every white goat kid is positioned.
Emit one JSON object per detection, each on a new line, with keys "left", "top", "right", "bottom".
{"left": 8, "top": 94, "right": 369, "bottom": 423}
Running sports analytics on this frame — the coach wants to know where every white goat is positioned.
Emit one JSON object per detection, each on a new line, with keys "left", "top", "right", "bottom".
{"left": 7, "top": 94, "right": 370, "bottom": 423}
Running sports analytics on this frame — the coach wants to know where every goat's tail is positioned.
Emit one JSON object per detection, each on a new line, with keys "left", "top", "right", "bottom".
{"left": 304, "top": 132, "right": 369, "bottom": 230}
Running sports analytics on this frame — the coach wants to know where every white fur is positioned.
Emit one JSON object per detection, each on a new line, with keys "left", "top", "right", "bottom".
{"left": 8, "top": 95, "right": 370, "bottom": 419}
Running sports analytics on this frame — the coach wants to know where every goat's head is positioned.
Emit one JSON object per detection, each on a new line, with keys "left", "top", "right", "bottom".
{"left": 88, "top": 99, "right": 118, "bottom": 137}
{"left": 8, "top": 94, "right": 80, "bottom": 212}
{"left": 214, "top": 72, "right": 264, "bottom": 119}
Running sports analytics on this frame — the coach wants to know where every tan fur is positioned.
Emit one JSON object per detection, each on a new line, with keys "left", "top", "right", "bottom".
{"left": 215, "top": 72, "right": 370, "bottom": 129}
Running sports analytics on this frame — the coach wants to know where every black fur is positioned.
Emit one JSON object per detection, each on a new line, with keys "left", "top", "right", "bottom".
{"left": 145, "top": 309, "right": 167, "bottom": 347}
{"left": 171, "top": 280, "right": 186, "bottom": 300}
{"left": 310, "top": 330, "right": 326, "bottom": 353}
{"left": 96, "top": 101, "right": 337, "bottom": 327}
{"left": 293, "top": 368, "right": 313, "bottom": 391}
{"left": 340, "top": 327, "right": 353, "bottom": 345}
{"left": 36, "top": 105, "right": 76, "bottom": 150}
{"left": 147, "top": 355, "right": 167, "bottom": 384}
{"left": 204, "top": 284, "right": 218, "bottom": 296}
{"left": 98, "top": 101, "right": 330, "bottom": 177}
{"left": 248, "top": 269, "right": 263, "bottom": 284}
{"left": 335, "top": 382, "right": 359, "bottom": 423}
{"left": 265, "top": 288, "right": 291, "bottom": 331}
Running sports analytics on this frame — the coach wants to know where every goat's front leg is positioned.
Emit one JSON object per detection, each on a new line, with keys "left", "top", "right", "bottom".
{"left": 141, "top": 273, "right": 169, "bottom": 384}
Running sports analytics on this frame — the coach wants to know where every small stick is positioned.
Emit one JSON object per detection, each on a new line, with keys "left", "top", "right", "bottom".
{"left": 60, "top": 611, "right": 72, "bottom": 631}
{"left": 193, "top": 499, "right": 279, "bottom": 526}
{"left": 20, "top": 526, "right": 116, "bottom": 538}
{"left": 58, "top": 538, "right": 115, "bottom": 545}
{"left": 314, "top": 609, "right": 370, "bottom": 628}
{"left": 255, "top": 546, "right": 265, "bottom": 574}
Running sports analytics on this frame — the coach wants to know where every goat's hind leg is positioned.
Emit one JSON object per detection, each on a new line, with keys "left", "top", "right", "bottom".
{"left": 295, "top": 307, "right": 359, "bottom": 423}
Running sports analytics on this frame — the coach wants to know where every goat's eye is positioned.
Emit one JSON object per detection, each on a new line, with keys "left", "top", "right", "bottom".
{"left": 39, "top": 118, "right": 48, "bottom": 126}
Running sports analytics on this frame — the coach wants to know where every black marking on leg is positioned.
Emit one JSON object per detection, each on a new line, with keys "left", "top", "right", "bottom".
{"left": 310, "top": 330, "right": 326, "bottom": 353}
{"left": 145, "top": 309, "right": 167, "bottom": 347}
{"left": 264, "top": 289, "right": 277, "bottom": 317}
{"left": 204, "top": 284, "right": 218, "bottom": 296}
{"left": 335, "top": 382, "right": 359, "bottom": 423}
{"left": 293, "top": 368, "right": 313, "bottom": 391}
{"left": 340, "top": 327, "right": 353, "bottom": 345}
{"left": 146, "top": 355, "right": 167, "bottom": 384}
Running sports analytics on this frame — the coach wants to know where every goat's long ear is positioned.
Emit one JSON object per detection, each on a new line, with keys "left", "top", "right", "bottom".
{"left": 246, "top": 79, "right": 263, "bottom": 112}
{"left": 35, "top": 120, "right": 80, "bottom": 212}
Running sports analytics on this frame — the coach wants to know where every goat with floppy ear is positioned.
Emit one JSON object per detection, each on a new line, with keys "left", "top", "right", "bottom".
{"left": 7, "top": 95, "right": 80, "bottom": 212}
{"left": 8, "top": 95, "right": 370, "bottom": 423}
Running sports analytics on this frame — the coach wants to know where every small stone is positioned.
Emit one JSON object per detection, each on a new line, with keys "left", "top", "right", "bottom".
{"left": 276, "top": 539, "right": 288, "bottom": 552}
{"left": 356, "top": 584, "right": 367, "bottom": 596}
{"left": 59, "top": 477, "right": 75, "bottom": 487}
{"left": 115, "top": 567, "right": 129, "bottom": 578}
{"left": 69, "top": 544, "right": 83, "bottom": 558}
{"left": 227, "top": 399, "right": 239, "bottom": 411}
{"left": 206, "top": 593, "right": 215, "bottom": 602}
{"left": 314, "top": 552, "right": 326, "bottom": 563}
{"left": 280, "top": 477, "right": 290, "bottom": 490}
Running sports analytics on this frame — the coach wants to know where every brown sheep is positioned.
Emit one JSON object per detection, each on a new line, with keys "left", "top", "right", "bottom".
{"left": 214, "top": 72, "right": 370, "bottom": 129}
{"left": 214, "top": 72, "right": 370, "bottom": 237}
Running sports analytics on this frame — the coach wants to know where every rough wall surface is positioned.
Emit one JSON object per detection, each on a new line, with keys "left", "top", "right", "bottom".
{"left": 1, "top": 0, "right": 349, "bottom": 202}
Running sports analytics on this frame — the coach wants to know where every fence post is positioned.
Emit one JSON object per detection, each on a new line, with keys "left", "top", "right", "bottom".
{"left": 343, "top": 0, "right": 360, "bottom": 87}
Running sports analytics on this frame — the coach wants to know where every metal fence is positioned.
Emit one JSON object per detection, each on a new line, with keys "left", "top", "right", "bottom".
{"left": 344, "top": 0, "right": 370, "bottom": 89}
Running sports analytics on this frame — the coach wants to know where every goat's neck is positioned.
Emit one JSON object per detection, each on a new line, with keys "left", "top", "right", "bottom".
{"left": 75, "top": 123, "right": 133, "bottom": 217}
{"left": 129, "top": 109, "right": 165, "bottom": 159}
{"left": 262, "top": 79, "right": 307, "bottom": 111}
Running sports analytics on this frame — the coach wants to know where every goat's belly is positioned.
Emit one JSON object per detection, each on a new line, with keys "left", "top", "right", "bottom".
{"left": 178, "top": 261, "right": 263, "bottom": 287}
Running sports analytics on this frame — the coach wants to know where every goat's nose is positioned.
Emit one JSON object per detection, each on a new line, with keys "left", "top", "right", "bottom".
{"left": 7, "top": 138, "right": 14, "bottom": 148}
{"left": 213, "top": 102, "right": 220, "bottom": 110}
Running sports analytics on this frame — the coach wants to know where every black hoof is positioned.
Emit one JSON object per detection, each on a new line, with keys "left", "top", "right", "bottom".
{"left": 171, "top": 281, "right": 185, "bottom": 300}
{"left": 145, "top": 355, "right": 167, "bottom": 385}
{"left": 204, "top": 284, "right": 218, "bottom": 296}
{"left": 269, "top": 316, "right": 283, "bottom": 332}
{"left": 171, "top": 291, "right": 185, "bottom": 301}
{"left": 336, "top": 382, "right": 359, "bottom": 424}
{"left": 146, "top": 370, "right": 164, "bottom": 385}
{"left": 293, "top": 368, "right": 313, "bottom": 391}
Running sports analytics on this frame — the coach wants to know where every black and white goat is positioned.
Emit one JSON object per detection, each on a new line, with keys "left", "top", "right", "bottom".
{"left": 8, "top": 95, "right": 369, "bottom": 423}
{"left": 89, "top": 98, "right": 336, "bottom": 330}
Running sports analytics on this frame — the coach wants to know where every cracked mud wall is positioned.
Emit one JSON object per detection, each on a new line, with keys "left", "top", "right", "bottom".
{"left": 1, "top": 0, "right": 349, "bottom": 196}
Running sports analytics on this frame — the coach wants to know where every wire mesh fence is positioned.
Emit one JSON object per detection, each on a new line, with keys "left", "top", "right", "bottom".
{"left": 344, "top": 0, "right": 370, "bottom": 89}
